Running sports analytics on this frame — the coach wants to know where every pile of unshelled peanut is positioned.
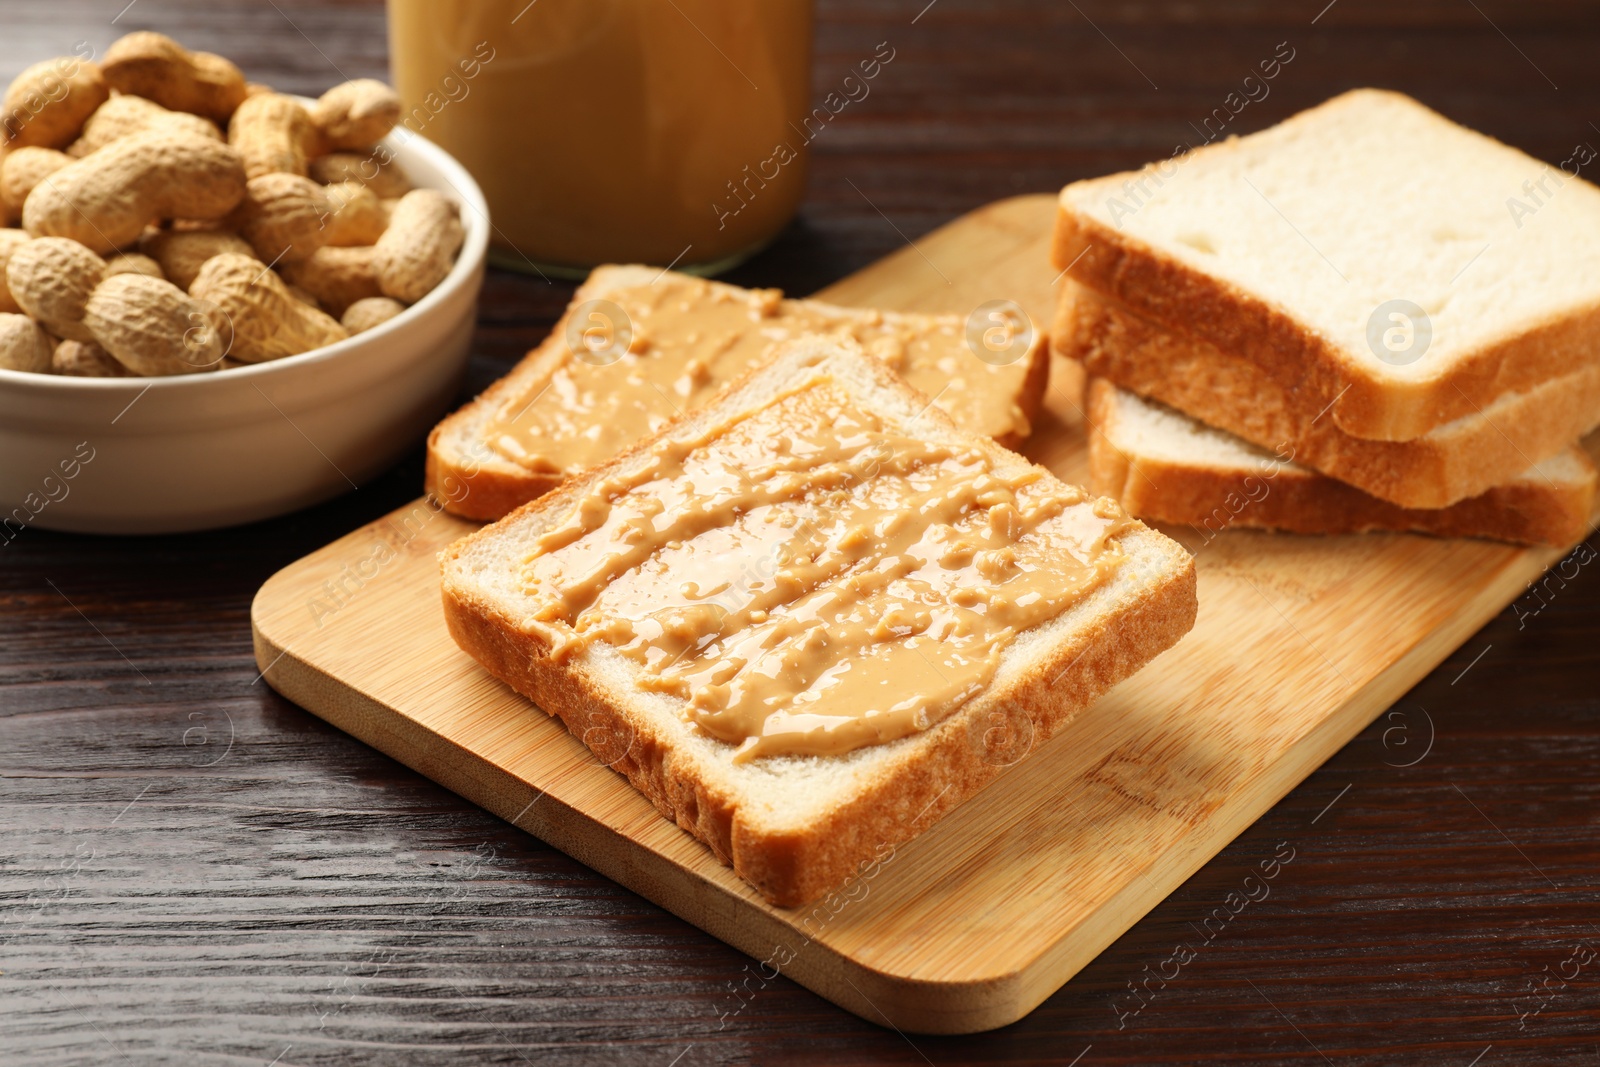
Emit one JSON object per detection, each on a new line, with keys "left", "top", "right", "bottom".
{"left": 0, "top": 32, "right": 464, "bottom": 377}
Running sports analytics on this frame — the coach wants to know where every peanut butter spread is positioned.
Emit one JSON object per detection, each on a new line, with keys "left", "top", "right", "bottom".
{"left": 484, "top": 275, "right": 1034, "bottom": 475}
{"left": 516, "top": 376, "right": 1132, "bottom": 762}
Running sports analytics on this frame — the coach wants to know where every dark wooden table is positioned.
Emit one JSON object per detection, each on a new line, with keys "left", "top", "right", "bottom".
{"left": 5, "top": 1, "right": 1599, "bottom": 1063}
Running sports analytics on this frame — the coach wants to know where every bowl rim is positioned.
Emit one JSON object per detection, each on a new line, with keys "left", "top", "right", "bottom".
{"left": 0, "top": 118, "right": 491, "bottom": 394}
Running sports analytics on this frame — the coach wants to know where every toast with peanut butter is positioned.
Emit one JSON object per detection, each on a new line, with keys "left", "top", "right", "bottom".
{"left": 1086, "top": 378, "right": 1598, "bottom": 546}
{"left": 427, "top": 265, "right": 1049, "bottom": 520}
{"left": 440, "top": 338, "right": 1196, "bottom": 907}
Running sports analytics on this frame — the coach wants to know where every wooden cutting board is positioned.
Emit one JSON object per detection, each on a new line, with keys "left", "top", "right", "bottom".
{"left": 251, "top": 193, "right": 1595, "bottom": 1035}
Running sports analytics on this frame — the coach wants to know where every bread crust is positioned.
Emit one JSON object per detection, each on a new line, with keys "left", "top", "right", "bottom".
{"left": 423, "top": 339, "right": 567, "bottom": 521}
{"left": 1086, "top": 379, "right": 1597, "bottom": 547}
{"left": 1057, "top": 283, "right": 1600, "bottom": 509}
{"left": 1053, "top": 89, "right": 1600, "bottom": 443}
{"left": 1001, "top": 332, "right": 1051, "bottom": 449}
{"left": 440, "top": 342, "right": 1196, "bottom": 908}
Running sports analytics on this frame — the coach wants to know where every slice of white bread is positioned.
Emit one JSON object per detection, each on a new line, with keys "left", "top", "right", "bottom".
{"left": 1057, "top": 282, "right": 1600, "bottom": 509}
{"left": 1086, "top": 378, "right": 1597, "bottom": 546}
{"left": 440, "top": 338, "right": 1197, "bottom": 907}
{"left": 1054, "top": 88, "right": 1600, "bottom": 443}
{"left": 427, "top": 265, "right": 1049, "bottom": 521}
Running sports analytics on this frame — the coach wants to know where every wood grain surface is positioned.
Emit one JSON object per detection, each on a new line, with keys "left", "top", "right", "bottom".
{"left": 4, "top": 1, "right": 1600, "bottom": 1064}
{"left": 252, "top": 193, "right": 1599, "bottom": 1036}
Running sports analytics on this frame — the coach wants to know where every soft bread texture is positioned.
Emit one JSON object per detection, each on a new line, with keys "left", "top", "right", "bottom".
{"left": 1056, "top": 282, "right": 1600, "bottom": 509}
{"left": 427, "top": 265, "right": 1050, "bottom": 520}
{"left": 1086, "top": 378, "right": 1597, "bottom": 546}
{"left": 440, "top": 339, "right": 1197, "bottom": 908}
{"left": 1054, "top": 88, "right": 1600, "bottom": 442}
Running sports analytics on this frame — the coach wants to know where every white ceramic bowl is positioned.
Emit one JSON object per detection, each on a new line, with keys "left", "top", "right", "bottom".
{"left": 0, "top": 127, "right": 489, "bottom": 535}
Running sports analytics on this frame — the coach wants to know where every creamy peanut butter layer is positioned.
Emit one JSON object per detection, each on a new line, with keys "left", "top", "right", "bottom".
{"left": 516, "top": 377, "right": 1130, "bottom": 762}
{"left": 484, "top": 274, "right": 1036, "bottom": 475}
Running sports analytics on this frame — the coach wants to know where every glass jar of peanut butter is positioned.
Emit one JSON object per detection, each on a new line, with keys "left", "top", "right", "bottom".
{"left": 387, "top": 0, "right": 814, "bottom": 277}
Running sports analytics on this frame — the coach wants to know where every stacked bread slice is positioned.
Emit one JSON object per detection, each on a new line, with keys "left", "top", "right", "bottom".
{"left": 1087, "top": 379, "right": 1596, "bottom": 545}
{"left": 1052, "top": 89, "right": 1600, "bottom": 545}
